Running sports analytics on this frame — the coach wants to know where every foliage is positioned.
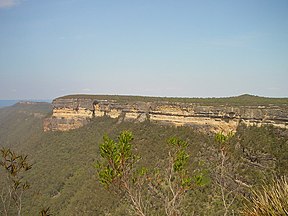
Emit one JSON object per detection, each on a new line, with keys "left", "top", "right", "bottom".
{"left": 96, "top": 131, "right": 148, "bottom": 216}
{"left": 242, "top": 176, "right": 288, "bottom": 216}
{"left": 59, "top": 94, "right": 288, "bottom": 106}
{"left": 96, "top": 131, "right": 138, "bottom": 188}
{"left": 213, "top": 132, "right": 239, "bottom": 216}
{"left": 96, "top": 132, "right": 202, "bottom": 216}
{"left": 0, "top": 148, "right": 32, "bottom": 216}
{"left": 0, "top": 103, "right": 288, "bottom": 215}
{"left": 215, "top": 131, "right": 234, "bottom": 145}
{"left": 149, "top": 137, "right": 195, "bottom": 216}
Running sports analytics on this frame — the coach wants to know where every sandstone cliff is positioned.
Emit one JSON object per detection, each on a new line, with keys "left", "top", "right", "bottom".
{"left": 43, "top": 95, "right": 288, "bottom": 133}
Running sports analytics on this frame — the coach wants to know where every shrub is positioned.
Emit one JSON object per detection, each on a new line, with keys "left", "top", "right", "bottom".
{"left": 242, "top": 176, "right": 288, "bottom": 216}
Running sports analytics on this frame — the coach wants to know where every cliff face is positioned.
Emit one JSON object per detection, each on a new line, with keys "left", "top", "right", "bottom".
{"left": 43, "top": 96, "right": 288, "bottom": 133}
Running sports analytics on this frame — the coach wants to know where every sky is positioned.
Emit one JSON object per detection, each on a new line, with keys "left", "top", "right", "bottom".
{"left": 0, "top": 0, "right": 287, "bottom": 99}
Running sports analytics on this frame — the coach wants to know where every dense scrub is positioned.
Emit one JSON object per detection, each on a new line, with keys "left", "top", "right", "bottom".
{"left": 0, "top": 103, "right": 287, "bottom": 215}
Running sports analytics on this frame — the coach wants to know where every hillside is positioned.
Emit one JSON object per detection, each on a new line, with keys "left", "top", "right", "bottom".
{"left": 0, "top": 100, "right": 287, "bottom": 215}
{"left": 0, "top": 100, "right": 20, "bottom": 108}
{"left": 0, "top": 102, "right": 52, "bottom": 149}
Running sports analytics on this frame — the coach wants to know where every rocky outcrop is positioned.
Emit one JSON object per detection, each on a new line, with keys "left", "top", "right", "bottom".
{"left": 43, "top": 96, "right": 288, "bottom": 133}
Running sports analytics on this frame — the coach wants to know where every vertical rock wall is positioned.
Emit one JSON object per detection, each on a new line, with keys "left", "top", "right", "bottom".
{"left": 43, "top": 97, "right": 288, "bottom": 133}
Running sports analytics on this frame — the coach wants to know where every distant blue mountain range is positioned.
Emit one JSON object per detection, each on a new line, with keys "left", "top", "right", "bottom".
{"left": 0, "top": 100, "right": 52, "bottom": 108}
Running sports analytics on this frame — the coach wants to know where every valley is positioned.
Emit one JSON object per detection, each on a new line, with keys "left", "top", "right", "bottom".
{"left": 0, "top": 96, "right": 287, "bottom": 215}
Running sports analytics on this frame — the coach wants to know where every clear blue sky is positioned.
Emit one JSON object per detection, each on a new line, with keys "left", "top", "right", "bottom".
{"left": 0, "top": 0, "right": 287, "bottom": 99}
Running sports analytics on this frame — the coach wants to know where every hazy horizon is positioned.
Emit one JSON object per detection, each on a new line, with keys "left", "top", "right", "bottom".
{"left": 1, "top": 93, "right": 288, "bottom": 101}
{"left": 1, "top": 0, "right": 287, "bottom": 99}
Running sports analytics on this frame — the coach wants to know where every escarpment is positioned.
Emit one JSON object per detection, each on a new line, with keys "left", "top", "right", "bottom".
{"left": 43, "top": 95, "right": 288, "bottom": 133}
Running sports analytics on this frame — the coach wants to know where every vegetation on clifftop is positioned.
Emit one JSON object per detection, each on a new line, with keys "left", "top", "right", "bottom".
{"left": 58, "top": 94, "right": 288, "bottom": 106}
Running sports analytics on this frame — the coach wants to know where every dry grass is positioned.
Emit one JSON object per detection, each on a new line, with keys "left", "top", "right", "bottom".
{"left": 242, "top": 176, "right": 288, "bottom": 216}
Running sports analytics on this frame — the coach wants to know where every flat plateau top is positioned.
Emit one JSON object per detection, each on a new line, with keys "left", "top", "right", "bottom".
{"left": 57, "top": 94, "right": 288, "bottom": 107}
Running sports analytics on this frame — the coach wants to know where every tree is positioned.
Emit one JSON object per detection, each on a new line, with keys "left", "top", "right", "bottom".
{"left": 96, "top": 131, "right": 146, "bottom": 216}
{"left": 0, "top": 148, "right": 32, "bottom": 216}
{"left": 96, "top": 131, "right": 201, "bottom": 216}
{"left": 148, "top": 137, "right": 194, "bottom": 216}
{"left": 214, "top": 132, "right": 239, "bottom": 216}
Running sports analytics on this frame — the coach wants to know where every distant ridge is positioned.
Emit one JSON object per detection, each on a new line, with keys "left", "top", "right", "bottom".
{"left": 0, "top": 100, "right": 52, "bottom": 108}
{"left": 0, "top": 100, "right": 20, "bottom": 108}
